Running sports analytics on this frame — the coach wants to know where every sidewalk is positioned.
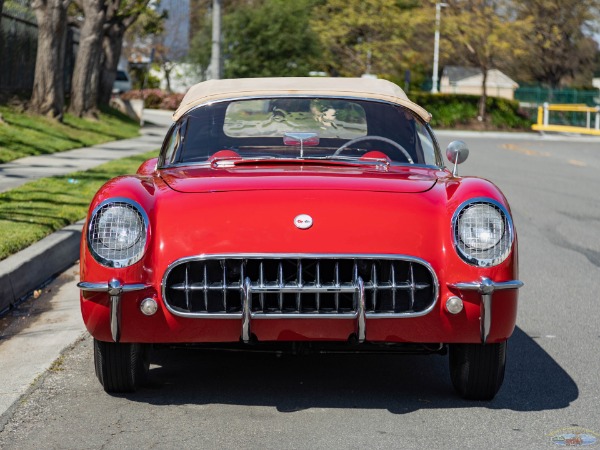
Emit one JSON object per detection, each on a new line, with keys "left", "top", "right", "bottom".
{"left": 0, "top": 109, "right": 172, "bottom": 313}
{"left": 0, "top": 109, "right": 172, "bottom": 193}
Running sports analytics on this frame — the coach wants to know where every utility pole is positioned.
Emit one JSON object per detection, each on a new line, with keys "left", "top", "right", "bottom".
{"left": 431, "top": 2, "right": 447, "bottom": 94}
{"left": 210, "top": 0, "right": 222, "bottom": 80}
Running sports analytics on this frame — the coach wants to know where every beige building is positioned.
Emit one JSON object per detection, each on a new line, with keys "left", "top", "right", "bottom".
{"left": 440, "top": 66, "right": 519, "bottom": 100}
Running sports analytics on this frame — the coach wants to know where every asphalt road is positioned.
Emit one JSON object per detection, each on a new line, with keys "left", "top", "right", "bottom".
{"left": 1, "top": 131, "right": 599, "bottom": 449}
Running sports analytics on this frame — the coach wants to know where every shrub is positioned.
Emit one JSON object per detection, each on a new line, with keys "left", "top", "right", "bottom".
{"left": 410, "top": 92, "right": 533, "bottom": 129}
{"left": 121, "top": 90, "right": 185, "bottom": 110}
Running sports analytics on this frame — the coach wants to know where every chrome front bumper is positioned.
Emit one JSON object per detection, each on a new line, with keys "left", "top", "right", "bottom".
{"left": 448, "top": 277, "right": 523, "bottom": 344}
{"left": 79, "top": 276, "right": 523, "bottom": 345}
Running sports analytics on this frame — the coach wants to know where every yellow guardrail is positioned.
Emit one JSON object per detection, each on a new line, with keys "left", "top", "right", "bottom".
{"left": 532, "top": 103, "right": 600, "bottom": 136}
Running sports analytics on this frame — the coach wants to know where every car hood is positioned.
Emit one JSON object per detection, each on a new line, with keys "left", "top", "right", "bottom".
{"left": 159, "top": 165, "right": 441, "bottom": 194}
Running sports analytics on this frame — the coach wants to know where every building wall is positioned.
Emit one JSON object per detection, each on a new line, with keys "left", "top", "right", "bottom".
{"left": 440, "top": 76, "right": 516, "bottom": 100}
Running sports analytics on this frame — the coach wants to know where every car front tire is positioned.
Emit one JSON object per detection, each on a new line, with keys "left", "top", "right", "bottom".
{"left": 94, "top": 339, "right": 149, "bottom": 393}
{"left": 449, "top": 341, "right": 506, "bottom": 400}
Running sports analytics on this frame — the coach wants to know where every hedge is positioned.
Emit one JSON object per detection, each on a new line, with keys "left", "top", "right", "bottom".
{"left": 410, "top": 92, "right": 533, "bottom": 129}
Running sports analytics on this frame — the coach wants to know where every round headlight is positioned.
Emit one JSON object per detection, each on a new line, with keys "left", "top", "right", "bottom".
{"left": 453, "top": 199, "right": 513, "bottom": 267}
{"left": 457, "top": 203, "right": 504, "bottom": 250}
{"left": 97, "top": 205, "right": 142, "bottom": 251}
{"left": 88, "top": 199, "right": 148, "bottom": 268}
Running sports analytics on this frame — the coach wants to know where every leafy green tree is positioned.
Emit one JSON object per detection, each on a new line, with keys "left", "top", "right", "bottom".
{"left": 187, "top": 9, "right": 212, "bottom": 80}
{"left": 221, "top": 0, "right": 321, "bottom": 78}
{"left": 311, "top": 0, "right": 420, "bottom": 79}
{"left": 440, "top": 0, "right": 531, "bottom": 120}
{"left": 514, "top": 0, "right": 600, "bottom": 88}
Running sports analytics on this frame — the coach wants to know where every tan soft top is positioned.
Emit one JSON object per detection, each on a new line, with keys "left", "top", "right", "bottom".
{"left": 172, "top": 77, "right": 432, "bottom": 122}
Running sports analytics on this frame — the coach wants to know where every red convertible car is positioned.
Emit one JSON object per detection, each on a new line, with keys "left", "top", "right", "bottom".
{"left": 78, "top": 77, "right": 522, "bottom": 400}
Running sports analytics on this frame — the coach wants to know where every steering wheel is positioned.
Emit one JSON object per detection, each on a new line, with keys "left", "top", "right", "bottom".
{"left": 332, "top": 135, "right": 414, "bottom": 164}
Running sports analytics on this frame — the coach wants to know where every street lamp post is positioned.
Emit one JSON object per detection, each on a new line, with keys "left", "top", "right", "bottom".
{"left": 431, "top": 2, "right": 447, "bottom": 94}
{"left": 210, "top": 0, "right": 222, "bottom": 80}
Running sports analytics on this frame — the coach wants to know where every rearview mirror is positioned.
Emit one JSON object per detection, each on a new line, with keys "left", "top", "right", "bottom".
{"left": 446, "top": 141, "right": 469, "bottom": 176}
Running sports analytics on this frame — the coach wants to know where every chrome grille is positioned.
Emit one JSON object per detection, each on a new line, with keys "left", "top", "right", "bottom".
{"left": 163, "top": 255, "right": 438, "bottom": 318}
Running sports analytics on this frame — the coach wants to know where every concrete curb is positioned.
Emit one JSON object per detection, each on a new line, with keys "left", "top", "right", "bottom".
{"left": 0, "top": 221, "right": 83, "bottom": 314}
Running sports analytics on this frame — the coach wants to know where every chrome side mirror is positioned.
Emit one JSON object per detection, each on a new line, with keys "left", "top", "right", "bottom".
{"left": 446, "top": 140, "right": 469, "bottom": 177}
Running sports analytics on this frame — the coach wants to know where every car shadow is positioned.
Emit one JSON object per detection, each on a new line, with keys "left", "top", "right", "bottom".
{"left": 129, "top": 326, "right": 577, "bottom": 413}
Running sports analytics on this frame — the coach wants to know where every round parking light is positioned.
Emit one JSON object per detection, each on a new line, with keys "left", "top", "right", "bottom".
{"left": 140, "top": 298, "right": 158, "bottom": 316}
{"left": 446, "top": 296, "right": 464, "bottom": 315}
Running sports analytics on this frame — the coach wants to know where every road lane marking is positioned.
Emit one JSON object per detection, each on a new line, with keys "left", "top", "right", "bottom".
{"left": 500, "top": 143, "right": 550, "bottom": 157}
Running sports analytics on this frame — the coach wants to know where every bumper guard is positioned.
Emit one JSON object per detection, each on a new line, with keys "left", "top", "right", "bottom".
{"left": 448, "top": 277, "right": 523, "bottom": 344}
{"left": 78, "top": 280, "right": 150, "bottom": 343}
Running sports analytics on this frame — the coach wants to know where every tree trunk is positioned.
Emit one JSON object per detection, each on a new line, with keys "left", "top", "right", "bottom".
{"left": 69, "top": 0, "right": 106, "bottom": 117}
{"left": 478, "top": 67, "right": 488, "bottom": 121}
{"left": 163, "top": 62, "right": 173, "bottom": 93}
{"left": 97, "top": 0, "right": 149, "bottom": 105}
{"left": 98, "top": 23, "right": 125, "bottom": 106}
{"left": 29, "top": 0, "right": 71, "bottom": 120}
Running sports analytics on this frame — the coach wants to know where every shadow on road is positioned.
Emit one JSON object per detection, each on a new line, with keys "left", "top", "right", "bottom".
{"left": 129, "top": 326, "right": 577, "bottom": 413}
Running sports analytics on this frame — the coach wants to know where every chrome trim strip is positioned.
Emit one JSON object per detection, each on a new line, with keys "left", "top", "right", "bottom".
{"left": 77, "top": 280, "right": 151, "bottom": 343}
{"left": 77, "top": 281, "right": 151, "bottom": 293}
{"left": 161, "top": 253, "right": 440, "bottom": 319}
{"left": 449, "top": 279, "right": 524, "bottom": 292}
{"left": 449, "top": 277, "right": 523, "bottom": 344}
{"left": 250, "top": 312, "right": 358, "bottom": 319}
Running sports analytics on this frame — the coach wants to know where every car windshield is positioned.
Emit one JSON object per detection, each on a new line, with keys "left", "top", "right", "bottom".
{"left": 162, "top": 97, "right": 441, "bottom": 167}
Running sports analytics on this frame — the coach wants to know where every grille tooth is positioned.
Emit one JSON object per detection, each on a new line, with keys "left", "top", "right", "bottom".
{"left": 371, "top": 261, "right": 378, "bottom": 312}
{"left": 315, "top": 261, "right": 321, "bottom": 311}
{"left": 278, "top": 261, "right": 284, "bottom": 312}
{"left": 409, "top": 264, "right": 415, "bottom": 311}
{"left": 222, "top": 262, "right": 227, "bottom": 312}
{"left": 259, "top": 261, "right": 265, "bottom": 311}
{"left": 334, "top": 261, "right": 340, "bottom": 312}
{"left": 296, "top": 260, "right": 303, "bottom": 312}
{"left": 164, "top": 256, "right": 436, "bottom": 316}
{"left": 203, "top": 263, "right": 208, "bottom": 312}
{"left": 185, "top": 264, "right": 191, "bottom": 311}
{"left": 391, "top": 262, "right": 397, "bottom": 311}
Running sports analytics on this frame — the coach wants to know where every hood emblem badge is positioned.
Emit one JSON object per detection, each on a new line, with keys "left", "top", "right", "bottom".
{"left": 294, "top": 214, "right": 313, "bottom": 230}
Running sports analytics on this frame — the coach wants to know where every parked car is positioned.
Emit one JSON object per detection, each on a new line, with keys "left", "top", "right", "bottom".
{"left": 112, "top": 68, "right": 132, "bottom": 94}
{"left": 78, "top": 77, "right": 522, "bottom": 400}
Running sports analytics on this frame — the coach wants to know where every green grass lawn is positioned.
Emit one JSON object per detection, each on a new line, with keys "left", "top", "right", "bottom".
{"left": 0, "top": 150, "right": 157, "bottom": 261}
{"left": 0, "top": 105, "right": 140, "bottom": 164}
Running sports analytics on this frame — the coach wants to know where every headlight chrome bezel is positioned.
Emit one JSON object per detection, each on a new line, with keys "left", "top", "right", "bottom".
{"left": 87, "top": 198, "right": 149, "bottom": 268}
{"left": 452, "top": 198, "right": 514, "bottom": 267}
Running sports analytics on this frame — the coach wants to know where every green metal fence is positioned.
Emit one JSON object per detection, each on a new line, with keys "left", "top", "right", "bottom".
{"left": 515, "top": 86, "right": 599, "bottom": 106}
{"left": 0, "top": 1, "right": 37, "bottom": 96}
